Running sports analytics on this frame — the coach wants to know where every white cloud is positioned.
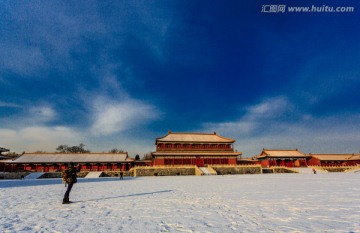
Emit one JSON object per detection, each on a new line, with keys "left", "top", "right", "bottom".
{"left": 201, "top": 96, "right": 360, "bottom": 157}
{"left": 0, "top": 46, "right": 47, "bottom": 75}
{"left": 245, "top": 96, "right": 291, "bottom": 120}
{"left": 0, "top": 1, "right": 174, "bottom": 77}
{"left": 90, "top": 97, "right": 159, "bottom": 136}
{"left": 0, "top": 122, "right": 156, "bottom": 155}
{"left": 203, "top": 96, "right": 293, "bottom": 135}
{"left": 0, "top": 104, "right": 57, "bottom": 129}
{"left": 0, "top": 126, "right": 81, "bottom": 153}
{"left": 29, "top": 106, "right": 56, "bottom": 123}
{"left": 0, "top": 102, "right": 21, "bottom": 108}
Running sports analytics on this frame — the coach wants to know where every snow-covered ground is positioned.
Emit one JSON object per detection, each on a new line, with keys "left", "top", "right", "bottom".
{"left": 1, "top": 173, "right": 359, "bottom": 233}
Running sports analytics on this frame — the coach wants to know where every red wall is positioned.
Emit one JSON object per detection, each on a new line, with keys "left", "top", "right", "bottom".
{"left": 228, "top": 158, "right": 237, "bottom": 165}
{"left": 307, "top": 157, "right": 321, "bottom": 166}
{"left": 154, "top": 158, "right": 165, "bottom": 166}
{"left": 260, "top": 160, "right": 270, "bottom": 167}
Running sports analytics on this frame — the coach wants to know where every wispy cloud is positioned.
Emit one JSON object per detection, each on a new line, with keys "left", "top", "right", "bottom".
{"left": 201, "top": 96, "right": 360, "bottom": 156}
{"left": 90, "top": 96, "right": 160, "bottom": 136}
{"left": 28, "top": 106, "right": 56, "bottom": 123}
{"left": 244, "top": 96, "right": 294, "bottom": 121}
{"left": 0, "top": 101, "right": 22, "bottom": 108}
{"left": 202, "top": 96, "right": 293, "bottom": 135}
{"left": 0, "top": 103, "right": 57, "bottom": 128}
{"left": 0, "top": 1, "right": 106, "bottom": 76}
{"left": 0, "top": 46, "right": 47, "bottom": 76}
{"left": 0, "top": 126, "right": 80, "bottom": 153}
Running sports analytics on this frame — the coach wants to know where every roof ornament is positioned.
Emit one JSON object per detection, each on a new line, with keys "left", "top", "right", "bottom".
{"left": 0, "top": 147, "right": 10, "bottom": 154}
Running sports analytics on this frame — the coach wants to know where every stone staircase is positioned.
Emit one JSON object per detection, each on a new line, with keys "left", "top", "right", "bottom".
{"left": 24, "top": 172, "right": 46, "bottom": 179}
{"left": 198, "top": 167, "right": 217, "bottom": 175}
{"left": 345, "top": 166, "right": 360, "bottom": 173}
{"left": 84, "top": 171, "right": 104, "bottom": 178}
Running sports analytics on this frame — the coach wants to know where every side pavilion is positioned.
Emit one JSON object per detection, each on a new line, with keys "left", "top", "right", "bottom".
{"left": 253, "top": 149, "right": 310, "bottom": 167}
{"left": 0, "top": 152, "right": 134, "bottom": 172}
{"left": 307, "top": 153, "right": 360, "bottom": 166}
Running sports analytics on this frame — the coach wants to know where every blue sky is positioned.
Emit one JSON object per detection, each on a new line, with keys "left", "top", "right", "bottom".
{"left": 1, "top": 1, "right": 360, "bottom": 157}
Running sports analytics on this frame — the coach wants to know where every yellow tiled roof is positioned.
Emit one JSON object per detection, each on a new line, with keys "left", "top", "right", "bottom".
{"left": 156, "top": 131, "right": 235, "bottom": 143}
{"left": 6, "top": 152, "right": 132, "bottom": 163}
{"left": 309, "top": 154, "right": 360, "bottom": 161}
{"left": 254, "top": 149, "right": 308, "bottom": 159}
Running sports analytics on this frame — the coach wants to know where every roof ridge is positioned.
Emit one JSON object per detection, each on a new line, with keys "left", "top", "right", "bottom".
{"left": 156, "top": 131, "right": 236, "bottom": 143}
{"left": 168, "top": 131, "right": 218, "bottom": 135}
{"left": 24, "top": 152, "right": 128, "bottom": 155}
{"left": 308, "top": 153, "right": 355, "bottom": 155}
{"left": 263, "top": 149, "right": 299, "bottom": 151}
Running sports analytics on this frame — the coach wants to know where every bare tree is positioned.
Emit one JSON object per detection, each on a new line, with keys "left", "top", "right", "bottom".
{"left": 56, "top": 145, "right": 69, "bottom": 153}
{"left": 56, "top": 143, "right": 90, "bottom": 153}
{"left": 109, "top": 148, "right": 125, "bottom": 153}
{"left": 142, "top": 152, "right": 153, "bottom": 160}
{"left": 0, "top": 147, "right": 10, "bottom": 154}
{"left": 2, "top": 151, "right": 19, "bottom": 158}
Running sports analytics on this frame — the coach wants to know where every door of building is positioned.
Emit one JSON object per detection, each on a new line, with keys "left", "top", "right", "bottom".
{"left": 195, "top": 156, "right": 204, "bottom": 167}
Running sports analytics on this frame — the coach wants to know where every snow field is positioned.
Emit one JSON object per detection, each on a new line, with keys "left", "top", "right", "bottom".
{"left": 1, "top": 173, "right": 359, "bottom": 232}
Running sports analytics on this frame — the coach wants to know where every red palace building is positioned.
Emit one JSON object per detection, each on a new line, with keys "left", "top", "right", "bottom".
{"left": 1, "top": 152, "right": 134, "bottom": 172}
{"left": 307, "top": 153, "right": 360, "bottom": 166}
{"left": 151, "top": 131, "right": 242, "bottom": 166}
{"left": 253, "top": 149, "right": 310, "bottom": 167}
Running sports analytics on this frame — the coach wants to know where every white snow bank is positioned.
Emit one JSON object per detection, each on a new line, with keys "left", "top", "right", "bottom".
{"left": 24, "top": 172, "right": 46, "bottom": 179}
{"left": 84, "top": 172, "right": 103, "bottom": 178}
{"left": 1, "top": 173, "right": 359, "bottom": 232}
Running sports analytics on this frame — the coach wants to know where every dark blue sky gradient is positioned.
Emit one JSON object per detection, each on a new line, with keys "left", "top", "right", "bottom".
{"left": 1, "top": 0, "right": 359, "bottom": 156}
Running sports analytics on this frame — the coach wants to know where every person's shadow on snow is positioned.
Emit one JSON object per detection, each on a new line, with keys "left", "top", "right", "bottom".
{"left": 74, "top": 190, "right": 173, "bottom": 203}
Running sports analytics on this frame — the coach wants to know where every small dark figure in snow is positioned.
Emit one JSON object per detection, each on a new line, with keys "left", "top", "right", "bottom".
{"left": 62, "top": 162, "right": 80, "bottom": 204}
{"left": 120, "top": 170, "right": 124, "bottom": 180}
{"left": 312, "top": 168, "right": 317, "bottom": 174}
